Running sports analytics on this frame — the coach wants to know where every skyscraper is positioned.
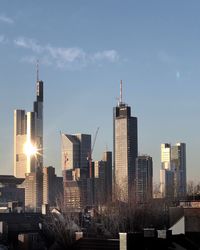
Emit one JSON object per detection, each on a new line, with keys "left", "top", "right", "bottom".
{"left": 14, "top": 110, "right": 27, "bottom": 178}
{"left": 102, "top": 151, "right": 112, "bottom": 202}
{"left": 135, "top": 155, "right": 153, "bottom": 203}
{"left": 113, "top": 81, "right": 138, "bottom": 202}
{"left": 43, "top": 166, "right": 63, "bottom": 206}
{"left": 61, "top": 133, "right": 91, "bottom": 175}
{"left": 93, "top": 151, "right": 112, "bottom": 205}
{"left": 171, "top": 143, "right": 186, "bottom": 198}
{"left": 14, "top": 68, "right": 44, "bottom": 211}
{"left": 160, "top": 143, "right": 186, "bottom": 199}
{"left": 61, "top": 133, "right": 91, "bottom": 209}
{"left": 14, "top": 79, "right": 43, "bottom": 177}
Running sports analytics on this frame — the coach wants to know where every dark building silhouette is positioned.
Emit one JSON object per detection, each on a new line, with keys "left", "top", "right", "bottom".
{"left": 135, "top": 156, "right": 153, "bottom": 203}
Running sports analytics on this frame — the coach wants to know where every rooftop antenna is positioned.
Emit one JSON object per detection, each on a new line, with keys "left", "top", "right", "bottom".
{"left": 120, "top": 80, "right": 123, "bottom": 104}
{"left": 36, "top": 59, "right": 39, "bottom": 82}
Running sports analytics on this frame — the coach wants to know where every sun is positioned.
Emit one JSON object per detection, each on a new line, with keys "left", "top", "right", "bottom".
{"left": 23, "top": 142, "right": 37, "bottom": 156}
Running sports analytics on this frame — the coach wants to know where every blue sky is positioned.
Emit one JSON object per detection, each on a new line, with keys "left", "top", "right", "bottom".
{"left": 0, "top": 1, "right": 200, "bottom": 182}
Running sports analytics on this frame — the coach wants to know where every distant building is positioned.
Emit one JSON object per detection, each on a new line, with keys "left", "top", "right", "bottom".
{"left": 61, "top": 133, "right": 91, "bottom": 209}
{"left": 43, "top": 166, "right": 63, "bottom": 206}
{"left": 160, "top": 169, "right": 174, "bottom": 198}
{"left": 14, "top": 110, "right": 27, "bottom": 178}
{"left": 0, "top": 175, "right": 25, "bottom": 208}
{"left": 14, "top": 80, "right": 43, "bottom": 177}
{"left": 93, "top": 151, "right": 112, "bottom": 205}
{"left": 113, "top": 81, "right": 138, "bottom": 202}
{"left": 23, "top": 170, "right": 43, "bottom": 212}
{"left": 135, "top": 156, "right": 153, "bottom": 203}
{"left": 63, "top": 169, "right": 87, "bottom": 210}
{"left": 160, "top": 143, "right": 186, "bottom": 199}
{"left": 93, "top": 161, "right": 106, "bottom": 205}
{"left": 171, "top": 143, "right": 186, "bottom": 198}
{"left": 13, "top": 70, "right": 44, "bottom": 211}
{"left": 102, "top": 151, "right": 112, "bottom": 202}
{"left": 61, "top": 133, "right": 91, "bottom": 178}
{"left": 160, "top": 143, "right": 174, "bottom": 198}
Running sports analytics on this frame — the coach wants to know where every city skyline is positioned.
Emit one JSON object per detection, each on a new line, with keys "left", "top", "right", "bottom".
{"left": 0, "top": 1, "right": 200, "bottom": 183}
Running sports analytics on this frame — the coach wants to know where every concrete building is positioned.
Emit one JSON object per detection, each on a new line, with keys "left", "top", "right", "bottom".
{"left": 160, "top": 169, "right": 174, "bottom": 199}
{"left": 43, "top": 166, "right": 63, "bottom": 206}
{"left": 23, "top": 170, "right": 43, "bottom": 212}
{"left": 135, "top": 156, "right": 153, "bottom": 203}
{"left": 0, "top": 175, "right": 25, "bottom": 208}
{"left": 113, "top": 81, "right": 138, "bottom": 202}
{"left": 61, "top": 133, "right": 91, "bottom": 209}
{"left": 160, "top": 143, "right": 186, "bottom": 200}
{"left": 61, "top": 133, "right": 91, "bottom": 178}
{"left": 63, "top": 169, "right": 87, "bottom": 210}
{"left": 102, "top": 151, "right": 112, "bottom": 202}
{"left": 171, "top": 143, "right": 186, "bottom": 199}
{"left": 93, "top": 151, "right": 112, "bottom": 205}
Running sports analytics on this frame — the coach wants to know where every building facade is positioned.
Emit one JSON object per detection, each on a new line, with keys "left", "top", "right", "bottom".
{"left": 171, "top": 143, "right": 186, "bottom": 198}
{"left": 43, "top": 166, "right": 63, "bottom": 207}
{"left": 113, "top": 83, "right": 138, "bottom": 202}
{"left": 61, "top": 133, "right": 91, "bottom": 209}
{"left": 14, "top": 76, "right": 44, "bottom": 211}
{"left": 14, "top": 110, "right": 27, "bottom": 178}
{"left": 135, "top": 155, "right": 153, "bottom": 203}
{"left": 93, "top": 151, "right": 112, "bottom": 204}
{"left": 160, "top": 143, "right": 186, "bottom": 199}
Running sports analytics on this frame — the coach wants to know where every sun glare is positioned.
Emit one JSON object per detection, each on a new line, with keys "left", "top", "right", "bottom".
{"left": 23, "top": 142, "right": 37, "bottom": 156}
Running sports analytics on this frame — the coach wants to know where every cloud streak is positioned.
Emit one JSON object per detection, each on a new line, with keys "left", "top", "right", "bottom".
{"left": 0, "top": 35, "right": 5, "bottom": 43}
{"left": 0, "top": 14, "right": 14, "bottom": 24}
{"left": 14, "top": 37, "right": 119, "bottom": 69}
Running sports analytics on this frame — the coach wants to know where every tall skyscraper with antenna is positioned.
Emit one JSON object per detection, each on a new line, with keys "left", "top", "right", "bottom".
{"left": 14, "top": 63, "right": 44, "bottom": 211}
{"left": 14, "top": 63, "right": 43, "bottom": 177}
{"left": 113, "top": 81, "right": 138, "bottom": 202}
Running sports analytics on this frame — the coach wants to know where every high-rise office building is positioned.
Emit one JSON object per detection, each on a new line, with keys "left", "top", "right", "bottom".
{"left": 61, "top": 133, "right": 91, "bottom": 176}
{"left": 160, "top": 143, "right": 174, "bottom": 198}
{"left": 161, "top": 143, "right": 171, "bottom": 170}
{"left": 160, "top": 143, "right": 186, "bottom": 199}
{"left": 102, "top": 151, "right": 112, "bottom": 202}
{"left": 23, "top": 171, "right": 43, "bottom": 212}
{"left": 14, "top": 110, "right": 27, "bottom": 178}
{"left": 61, "top": 133, "right": 91, "bottom": 209}
{"left": 135, "top": 156, "right": 153, "bottom": 203}
{"left": 14, "top": 79, "right": 43, "bottom": 177}
{"left": 171, "top": 143, "right": 186, "bottom": 198}
{"left": 14, "top": 70, "right": 44, "bottom": 211}
{"left": 113, "top": 81, "right": 138, "bottom": 202}
{"left": 93, "top": 151, "right": 112, "bottom": 204}
{"left": 43, "top": 166, "right": 63, "bottom": 207}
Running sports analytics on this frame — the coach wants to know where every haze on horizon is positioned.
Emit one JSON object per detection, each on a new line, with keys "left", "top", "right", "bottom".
{"left": 0, "top": 1, "right": 199, "bottom": 183}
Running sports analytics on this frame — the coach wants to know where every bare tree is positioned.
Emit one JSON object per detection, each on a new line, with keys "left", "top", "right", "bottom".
{"left": 93, "top": 198, "right": 168, "bottom": 238}
{"left": 41, "top": 196, "right": 80, "bottom": 250}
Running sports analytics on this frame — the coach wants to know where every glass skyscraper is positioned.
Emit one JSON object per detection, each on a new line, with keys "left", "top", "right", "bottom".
{"left": 14, "top": 76, "right": 44, "bottom": 211}
{"left": 160, "top": 143, "right": 186, "bottom": 199}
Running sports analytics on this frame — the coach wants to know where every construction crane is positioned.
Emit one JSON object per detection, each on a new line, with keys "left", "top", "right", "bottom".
{"left": 88, "top": 127, "right": 100, "bottom": 178}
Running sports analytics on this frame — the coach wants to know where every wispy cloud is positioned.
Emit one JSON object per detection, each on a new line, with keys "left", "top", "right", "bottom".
{"left": 14, "top": 37, "right": 43, "bottom": 53}
{"left": 14, "top": 37, "right": 119, "bottom": 69}
{"left": 0, "top": 35, "right": 5, "bottom": 43}
{"left": 0, "top": 14, "right": 14, "bottom": 24}
{"left": 92, "top": 50, "right": 119, "bottom": 62}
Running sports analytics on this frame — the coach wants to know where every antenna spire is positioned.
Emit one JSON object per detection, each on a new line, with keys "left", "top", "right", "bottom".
{"left": 120, "top": 80, "right": 123, "bottom": 104}
{"left": 36, "top": 59, "right": 39, "bottom": 82}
